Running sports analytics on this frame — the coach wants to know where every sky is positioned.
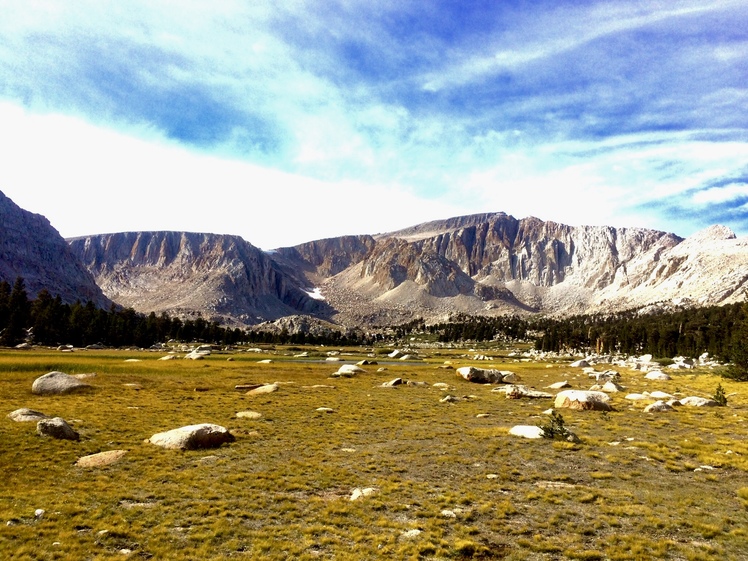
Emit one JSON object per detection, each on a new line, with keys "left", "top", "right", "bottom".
{"left": 1, "top": 0, "right": 747, "bottom": 249}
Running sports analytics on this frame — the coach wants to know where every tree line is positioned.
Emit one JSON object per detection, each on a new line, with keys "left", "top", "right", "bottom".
{"left": 0, "top": 277, "right": 369, "bottom": 348}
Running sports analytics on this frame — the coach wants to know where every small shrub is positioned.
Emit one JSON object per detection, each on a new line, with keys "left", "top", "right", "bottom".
{"left": 713, "top": 383, "right": 728, "bottom": 406}
{"left": 538, "top": 411, "right": 573, "bottom": 440}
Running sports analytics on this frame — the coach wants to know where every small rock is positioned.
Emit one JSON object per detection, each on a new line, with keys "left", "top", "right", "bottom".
{"left": 350, "top": 487, "right": 377, "bottom": 501}
{"left": 509, "top": 425, "right": 545, "bottom": 439}
{"left": 316, "top": 407, "right": 334, "bottom": 413}
{"left": 76, "top": 450, "right": 128, "bottom": 467}
{"left": 236, "top": 411, "right": 262, "bottom": 419}
{"left": 34, "top": 509, "right": 45, "bottom": 519}
{"left": 400, "top": 529, "right": 422, "bottom": 539}
{"left": 37, "top": 417, "right": 80, "bottom": 441}
{"left": 8, "top": 408, "right": 48, "bottom": 422}
{"left": 441, "top": 509, "right": 457, "bottom": 518}
{"left": 246, "top": 383, "right": 278, "bottom": 396}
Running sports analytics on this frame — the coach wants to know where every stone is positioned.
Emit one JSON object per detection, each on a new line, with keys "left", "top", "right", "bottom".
{"left": 440, "top": 395, "right": 459, "bottom": 403}
{"left": 32, "top": 371, "right": 91, "bottom": 395}
{"left": 8, "top": 408, "right": 48, "bottom": 422}
{"left": 547, "top": 381, "right": 571, "bottom": 389}
{"left": 316, "top": 407, "right": 334, "bottom": 413}
{"left": 350, "top": 487, "right": 377, "bottom": 501}
{"left": 649, "top": 391, "right": 674, "bottom": 399}
{"left": 554, "top": 390, "right": 612, "bottom": 411}
{"left": 246, "top": 383, "right": 278, "bottom": 396}
{"left": 570, "top": 359, "right": 590, "bottom": 368}
{"left": 159, "top": 355, "right": 178, "bottom": 361}
{"left": 679, "top": 396, "right": 719, "bottom": 407}
{"left": 381, "top": 378, "right": 404, "bottom": 387}
{"left": 456, "top": 366, "right": 516, "bottom": 384}
{"left": 644, "top": 370, "right": 671, "bottom": 381}
{"left": 401, "top": 529, "right": 422, "bottom": 539}
{"left": 236, "top": 411, "right": 262, "bottom": 419}
{"left": 644, "top": 400, "right": 674, "bottom": 413}
{"left": 497, "top": 385, "right": 553, "bottom": 399}
{"left": 37, "top": 417, "right": 80, "bottom": 441}
{"left": 601, "top": 380, "right": 626, "bottom": 393}
{"left": 509, "top": 425, "right": 545, "bottom": 439}
{"left": 149, "top": 424, "right": 235, "bottom": 450}
{"left": 334, "top": 364, "right": 365, "bottom": 377}
{"left": 76, "top": 450, "right": 128, "bottom": 467}
{"left": 257, "top": 359, "right": 273, "bottom": 364}
{"left": 625, "top": 393, "right": 650, "bottom": 401}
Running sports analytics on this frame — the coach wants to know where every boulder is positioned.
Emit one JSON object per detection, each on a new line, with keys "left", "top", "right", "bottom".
{"left": 496, "top": 385, "right": 553, "bottom": 399}
{"left": 32, "top": 371, "right": 91, "bottom": 395}
{"left": 644, "top": 400, "right": 674, "bottom": 413}
{"left": 381, "top": 378, "right": 404, "bottom": 387}
{"left": 644, "top": 370, "right": 671, "bottom": 381}
{"left": 509, "top": 425, "right": 545, "bottom": 439}
{"left": 649, "top": 391, "right": 674, "bottom": 400}
{"left": 456, "top": 366, "right": 516, "bottom": 384}
{"left": 8, "top": 408, "right": 48, "bottom": 422}
{"left": 601, "top": 380, "right": 626, "bottom": 393}
{"left": 570, "top": 359, "right": 590, "bottom": 368}
{"left": 37, "top": 417, "right": 79, "bottom": 441}
{"left": 246, "top": 383, "right": 278, "bottom": 396}
{"left": 554, "top": 390, "right": 612, "bottom": 411}
{"left": 332, "top": 364, "right": 365, "bottom": 377}
{"left": 679, "top": 396, "right": 719, "bottom": 407}
{"left": 76, "top": 450, "right": 127, "bottom": 467}
{"left": 149, "top": 424, "right": 235, "bottom": 450}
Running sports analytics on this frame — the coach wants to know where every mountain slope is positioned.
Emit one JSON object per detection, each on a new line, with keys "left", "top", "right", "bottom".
{"left": 68, "top": 231, "right": 331, "bottom": 325}
{"left": 0, "top": 190, "right": 110, "bottom": 307}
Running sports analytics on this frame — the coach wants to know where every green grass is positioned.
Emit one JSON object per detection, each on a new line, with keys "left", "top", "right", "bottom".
{"left": 1, "top": 346, "right": 748, "bottom": 559}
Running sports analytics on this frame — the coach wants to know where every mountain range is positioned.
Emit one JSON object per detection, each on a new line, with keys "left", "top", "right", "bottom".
{"left": 2, "top": 190, "right": 747, "bottom": 330}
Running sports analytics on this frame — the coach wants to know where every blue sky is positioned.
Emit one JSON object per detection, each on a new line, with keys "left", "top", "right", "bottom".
{"left": 1, "top": 0, "right": 747, "bottom": 249}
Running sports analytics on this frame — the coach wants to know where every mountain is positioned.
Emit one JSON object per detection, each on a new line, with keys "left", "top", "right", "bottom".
{"left": 67, "top": 231, "right": 332, "bottom": 325}
{"left": 68, "top": 212, "right": 748, "bottom": 328}
{"left": 0, "top": 190, "right": 110, "bottom": 307}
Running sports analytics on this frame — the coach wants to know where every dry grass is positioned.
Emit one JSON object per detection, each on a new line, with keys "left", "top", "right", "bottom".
{"left": 1, "top": 346, "right": 748, "bottom": 560}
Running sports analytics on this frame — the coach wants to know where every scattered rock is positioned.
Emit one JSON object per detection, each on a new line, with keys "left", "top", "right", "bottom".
{"left": 440, "top": 395, "right": 459, "bottom": 403}
{"left": 679, "top": 396, "right": 719, "bottom": 407}
{"left": 400, "top": 529, "right": 422, "bottom": 539}
{"left": 498, "top": 385, "right": 553, "bottom": 399}
{"left": 601, "top": 380, "right": 626, "bottom": 393}
{"left": 8, "top": 408, "right": 48, "bottom": 422}
{"left": 381, "top": 378, "right": 404, "bottom": 387}
{"left": 257, "top": 359, "right": 273, "bottom": 364}
{"left": 236, "top": 411, "right": 262, "bottom": 419}
{"left": 123, "top": 383, "right": 143, "bottom": 390}
{"left": 76, "top": 450, "right": 128, "bottom": 467}
{"left": 644, "top": 370, "right": 671, "bottom": 381}
{"left": 644, "top": 400, "right": 674, "bottom": 413}
{"left": 246, "top": 383, "right": 279, "bottom": 396}
{"left": 350, "top": 487, "right": 377, "bottom": 501}
{"left": 547, "top": 381, "right": 571, "bottom": 389}
{"left": 32, "top": 371, "right": 91, "bottom": 395}
{"left": 316, "top": 407, "right": 334, "bottom": 413}
{"left": 332, "top": 364, "right": 365, "bottom": 377}
{"left": 149, "top": 424, "right": 235, "bottom": 450}
{"left": 159, "top": 355, "right": 178, "bottom": 361}
{"left": 570, "top": 359, "right": 590, "bottom": 368}
{"left": 509, "top": 425, "right": 545, "bottom": 439}
{"left": 554, "top": 390, "right": 612, "bottom": 411}
{"left": 37, "top": 417, "right": 80, "bottom": 441}
{"left": 457, "top": 366, "right": 517, "bottom": 384}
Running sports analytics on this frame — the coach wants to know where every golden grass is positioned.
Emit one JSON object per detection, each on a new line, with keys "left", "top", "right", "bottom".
{"left": 1, "top": 346, "right": 747, "bottom": 559}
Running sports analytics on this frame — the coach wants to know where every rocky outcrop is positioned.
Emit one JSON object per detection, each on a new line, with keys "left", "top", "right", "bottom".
{"left": 68, "top": 231, "right": 332, "bottom": 326}
{"left": 0, "top": 190, "right": 109, "bottom": 306}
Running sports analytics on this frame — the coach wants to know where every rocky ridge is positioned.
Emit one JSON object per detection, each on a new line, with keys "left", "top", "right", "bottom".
{"left": 68, "top": 212, "right": 748, "bottom": 328}
{"left": 0, "top": 190, "right": 109, "bottom": 307}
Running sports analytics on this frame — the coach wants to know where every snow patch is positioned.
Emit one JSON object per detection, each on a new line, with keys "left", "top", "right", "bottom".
{"left": 305, "top": 288, "right": 325, "bottom": 300}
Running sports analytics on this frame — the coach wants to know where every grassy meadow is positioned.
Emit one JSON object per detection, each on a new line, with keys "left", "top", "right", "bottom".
{"left": 1, "top": 346, "right": 747, "bottom": 560}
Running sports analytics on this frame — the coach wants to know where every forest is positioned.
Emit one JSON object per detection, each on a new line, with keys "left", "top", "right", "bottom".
{"left": 1, "top": 276, "right": 747, "bottom": 369}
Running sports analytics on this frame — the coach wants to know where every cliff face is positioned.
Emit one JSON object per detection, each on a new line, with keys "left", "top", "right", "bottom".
{"left": 68, "top": 231, "right": 331, "bottom": 325}
{"left": 0, "top": 190, "right": 109, "bottom": 307}
{"left": 68, "top": 212, "right": 748, "bottom": 327}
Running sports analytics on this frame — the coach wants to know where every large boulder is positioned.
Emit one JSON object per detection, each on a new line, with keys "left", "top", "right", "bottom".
{"left": 678, "top": 396, "right": 718, "bottom": 407}
{"left": 456, "top": 366, "right": 517, "bottom": 384}
{"left": 8, "top": 408, "right": 48, "bottom": 422}
{"left": 32, "top": 371, "right": 91, "bottom": 395}
{"left": 37, "top": 417, "right": 80, "bottom": 441}
{"left": 554, "top": 390, "right": 613, "bottom": 411}
{"left": 149, "top": 424, "right": 235, "bottom": 450}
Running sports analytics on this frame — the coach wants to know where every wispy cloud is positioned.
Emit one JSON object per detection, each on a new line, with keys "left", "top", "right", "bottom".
{"left": 0, "top": 0, "right": 747, "bottom": 244}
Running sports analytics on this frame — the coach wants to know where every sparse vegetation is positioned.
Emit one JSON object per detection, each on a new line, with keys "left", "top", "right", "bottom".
{"left": 1, "top": 346, "right": 747, "bottom": 559}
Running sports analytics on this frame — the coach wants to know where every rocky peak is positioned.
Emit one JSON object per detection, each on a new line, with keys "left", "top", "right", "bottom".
{"left": 0, "top": 190, "right": 109, "bottom": 306}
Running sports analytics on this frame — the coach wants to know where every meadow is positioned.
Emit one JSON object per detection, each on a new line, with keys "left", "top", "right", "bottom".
{"left": 1, "top": 345, "right": 747, "bottom": 560}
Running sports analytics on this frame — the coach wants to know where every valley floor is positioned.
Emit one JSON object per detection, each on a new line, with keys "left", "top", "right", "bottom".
{"left": 1, "top": 347, "right": 747, "bottom": 560}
